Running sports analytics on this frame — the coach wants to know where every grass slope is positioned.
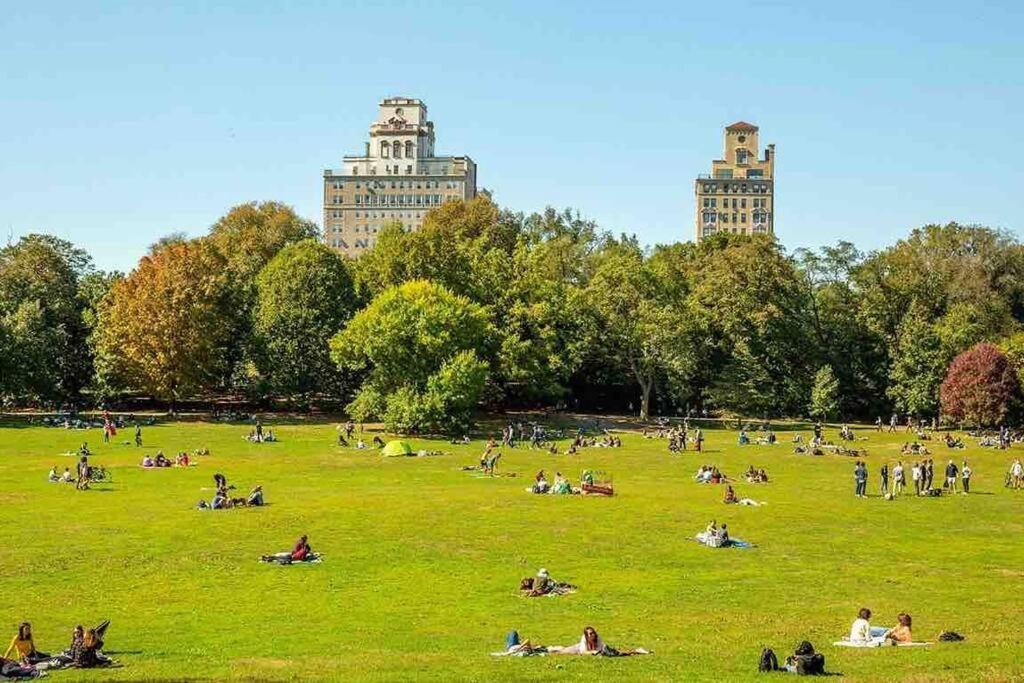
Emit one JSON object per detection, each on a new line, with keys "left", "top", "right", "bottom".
{"left": 1, "top": 419, "right": 1022, "bottom": 681}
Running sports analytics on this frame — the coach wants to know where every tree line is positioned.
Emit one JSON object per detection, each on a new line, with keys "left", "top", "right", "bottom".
{"left": 3, "top": 197, "right": 1024, "bottom": 430}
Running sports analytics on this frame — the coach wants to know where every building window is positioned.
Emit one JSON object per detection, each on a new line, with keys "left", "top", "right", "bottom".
{"left": 405, "top": 141, "right": 414, "bottom": 158}
{"left": 741, "top": 199, "right": 746, "bottom": 208}
{"left": 392, "top": 141, "right": 402, "bottom": 158}
{"left": 732, "top": 213, "right": 738, "bottom": 223}
{"left": 736, "top": 148, "right": 749, "bottom": 164}
{"left": 741, "top": 213, "right": 747, "bottom": 222}
{"left": 380, "top": 142, "right": 390, "bottom": 158}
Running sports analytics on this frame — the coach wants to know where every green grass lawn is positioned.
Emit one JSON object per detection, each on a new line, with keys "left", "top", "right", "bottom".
{"left": 1, "top": 417, "right": 1023, "bottom": 681}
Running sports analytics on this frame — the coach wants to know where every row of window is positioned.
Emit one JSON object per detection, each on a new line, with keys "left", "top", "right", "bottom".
{"left": 701, "top": 211, "right": 770, "bottom": 224}
{"left": 700, "top": 182, "right": 770, "bottom": 194}
{"left": 701, "top": 225, "right": 770, "bottom": 238}
{"left": 349, "top": 194, "right": 454, "bottom": 207}
{"left": 331, "top": 179, "right": 459, "bottom": 191}
{"left": 379, "top": 141, "right": 415, "bottom": 159}
{"left": 701, "top": 197, "right": 769, "bottom": 209}
{"left": 350, "top": 165, "right": 454, "bottom": 176}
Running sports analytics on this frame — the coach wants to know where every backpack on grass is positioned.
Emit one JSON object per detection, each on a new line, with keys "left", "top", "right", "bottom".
{"left": 758, "top": 647, "right": 779, "bottom": 672}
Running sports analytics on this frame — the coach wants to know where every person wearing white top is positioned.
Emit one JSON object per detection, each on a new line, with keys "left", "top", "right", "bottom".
{"left": 849, "top": 608, "right": 873, "bottom": 643}
{"left": 892, "top": 463, "right": 904, "bottom": 496}
{"left": 911, "top": 463, "right": 922, "bottom": 495}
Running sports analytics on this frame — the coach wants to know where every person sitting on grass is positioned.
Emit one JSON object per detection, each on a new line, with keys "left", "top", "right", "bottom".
{"left": 176, "top": 452, "right": 190, "bottom": 467}
{"left": 549, "top": 626, "right": 649, "bottom": 656}
{"left": 883, "top": 613, "right": 913, "bottom": 644}
{"left": 550, "top": 472, "right": 573, "bottom": 495}
{"left": 4, "top": 622, "right": 50, "bottom": 666}
{"left": 141, "top": 455, "right": 154, "bottom": 468}
{"left": 210, "top": 486, "right": 230, "bottom": 510}
{"left": 944, "top": 433, "right": 965, "bottom": 449}
{"left": 154, "top": 452, "right": 171, "bottom": 467}
{"left": 849, "top": 608, "right": 873, "bottom": 643}
{"left": 0, "top": 655, "right": 40, "bottom": 679}
{"left": 738, "top": 430, "right": 750, "bottom": 446}
{"left": 59, "top": 467, "right": 73, "bottom": 483}
{"left": 531, "top": 470, "right": 549, "bottom": 494}
{"left": 69, "top": 628, "right": 111, "bottom": 668}
{"left": 48, "top": 466, "right": 59, "bottom": 483}
{"left": 723, "top": 484, "right": 739, "bottom": 504}
{"left": 247, "top": 485, "right": 265, "bottom": 506}
{"left": 373, "top": 435, "right": 386, "bottom": 448}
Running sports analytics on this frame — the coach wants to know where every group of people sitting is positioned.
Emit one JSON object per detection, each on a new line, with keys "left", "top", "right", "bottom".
{"left": 260, "top": 534, "right": 318, "bottom": 565}
{"left": 197, "top": 473, "right": 265, "bottom": 510}
{"left": 140, "top": 451, "right": 191, "bottom": 468}
{"left": 519, "top": 568, "right": 576, "bottom": 597}
{"left": 901, "top": 440, "right": 933, "bottom": 456}
{"left": 743, "top": 466, "right": 769, "bottom": 483}
{"left": 841, "top": 608, "right": 916, "bottom": 646}
{"left": 694, "top": 465, "right": 728, "bottom": 484}
{"left": 695, "top": 520, "right": 743, "bottom": 547}
{"left": 494, "top": 626, "right": 649, "bottom": 657}
{"left": 529, "top": 470, "right": 578, "bottom": 495}
{"left": 244, "top": 421, "right": 277, "bottom": 443}
{"left": 2, "top": 621, "right": 112, "bottom": 675}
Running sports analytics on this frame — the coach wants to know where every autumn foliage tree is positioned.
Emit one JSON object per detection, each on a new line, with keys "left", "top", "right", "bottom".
{"left": 95, "top": 241, "right": 232, "bottom": 403}
{"left": 940, "top": 343, "right": 1021, "bottom": 426}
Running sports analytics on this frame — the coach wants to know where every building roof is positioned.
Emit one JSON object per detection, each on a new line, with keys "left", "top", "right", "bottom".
{"left": 725, "top": 121, "right": 758, "bottom": 131}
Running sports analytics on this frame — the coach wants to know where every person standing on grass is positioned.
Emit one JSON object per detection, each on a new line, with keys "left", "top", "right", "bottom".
{"left": 945, "top": 459, "right": 959, "bottom": 494}
{"left": 889, "top": 413, "right": 898, "bottom": 433}
{"left": 911, "top": 461, "right": 922, "bottom": 496}
{"left": 925, "top": 459, "right": 935, "bottom": 491}
{"left": 134, "top": 423, "right": 142, "bottom": 447}
{"left": 694, "top": 428, "right": 704, "bottom": 453}
{"left": 875, "top": 416, "right": 883, "bottom": 431}
{"left": 892, "top": 461, "right": 905, "bottom": 496}
{"left": 854, "top": 461, "right": 868, "bottom": 497}
{"left": 880, "top": 462, "right": 889, "bottom": 495}
{"left": 961, "top": 460, "right": 972, "bottom": 494}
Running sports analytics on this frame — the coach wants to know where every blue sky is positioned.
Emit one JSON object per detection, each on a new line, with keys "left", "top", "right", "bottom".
{"left": 1, "top": 1, "right": 1022, "bottom": 272}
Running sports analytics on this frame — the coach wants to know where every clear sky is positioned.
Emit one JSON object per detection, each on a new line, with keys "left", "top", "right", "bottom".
{"left": 2, "top": 1, "right": 1022, "bottom": 272}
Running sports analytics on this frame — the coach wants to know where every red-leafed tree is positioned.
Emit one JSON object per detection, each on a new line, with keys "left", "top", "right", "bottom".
{"left": 940, "top": 343, "right": 1021, "bottom": 426}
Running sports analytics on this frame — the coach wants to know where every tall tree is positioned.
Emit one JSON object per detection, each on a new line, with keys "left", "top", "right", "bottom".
{"left": 206, "top": 201, "right": 320, "bottom": 390}
{"left": 690, "top": 234, "right": 814, "bottom": 417}
{"left": 94, "top": 240, "right": 231, "bottom": 404}
{"left": 253, "top": 239, "right": 357, "bottom": 397}
{"left": 0, "top": 234, "right": 94, "bottom": 403}
{"left": 585, "top": 241, "right": 697, "bottom": 419}
{"left": 809, "top": 365, "right": 840, "bottom": 420}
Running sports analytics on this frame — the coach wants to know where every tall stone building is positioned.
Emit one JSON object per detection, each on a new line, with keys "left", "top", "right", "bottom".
{"left": 694, "top": 121, "right": 775, "bottom": 241}
{"left": 322, "top": 97, "right": 477, "bottom": 256}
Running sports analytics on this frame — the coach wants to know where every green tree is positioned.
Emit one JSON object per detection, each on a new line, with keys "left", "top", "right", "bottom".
{"left": 206, "top": 201, "right": 320, "bottom": 390}
{"left": 253, "top": 239, "right": 357, "bottom": 397}
{"left": 0, "top": 234, "right": 94, "bottom": 403}
{"left": 690, "top": 234, "right": 815, "bottom": 417}
{"left": 809, "top": 365, "right": 840, "bottom": 420}
{"left": 585, "top": 242, "right": 697, "bottom": 419}
{"left": 886, "top": 306, "right": 946, "bottom": 417}
{"left": 330, "top": 280, "right": 492, "bottom": 431}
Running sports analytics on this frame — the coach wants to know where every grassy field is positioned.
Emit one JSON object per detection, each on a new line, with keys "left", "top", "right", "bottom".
{"left": 1, "top": 416, "right": 1022, "bottom": 681}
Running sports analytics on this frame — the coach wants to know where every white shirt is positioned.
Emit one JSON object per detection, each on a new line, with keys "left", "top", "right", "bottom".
{"left": 1013, "top": 463, "right": 1023, "bottom": 476}
{"left": 850, "top": 618, "right": 871, "bottom": 642}
{"left": 911, "top": 466, "right": 921, "bottom": 481}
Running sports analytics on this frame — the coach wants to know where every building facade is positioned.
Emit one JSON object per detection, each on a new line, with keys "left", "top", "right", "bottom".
{"left": 694, "top": 121, "right": 774, "bottom": 242}
{"left": 323, "top": 97, "right": 477, "bottom": 257}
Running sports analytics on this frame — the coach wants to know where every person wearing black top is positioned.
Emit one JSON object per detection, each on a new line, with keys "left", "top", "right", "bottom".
{"left": 880, "top": 463, "right": 889, "bottom": 495}
{"left": 945, "top": 460, "right": 959, "bottom": 493}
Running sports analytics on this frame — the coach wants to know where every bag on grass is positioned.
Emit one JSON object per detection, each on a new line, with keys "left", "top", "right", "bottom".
{"left": 758, "top": 647, "right": 779, "bottom": 672}
{"left": 938, "top": 631, "right": 965, "bottom": 642}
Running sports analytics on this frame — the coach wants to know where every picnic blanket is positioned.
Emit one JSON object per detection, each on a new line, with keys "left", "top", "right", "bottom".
{"left": 692, "top": 534, "right": 754, "bottom": 549}
{"left": 833, "top": 640, "right": 932, "bottom": 648}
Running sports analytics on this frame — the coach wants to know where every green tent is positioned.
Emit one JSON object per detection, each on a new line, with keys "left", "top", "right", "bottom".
{"left": 381, "top": 440, "right": 414, "bottom": 457}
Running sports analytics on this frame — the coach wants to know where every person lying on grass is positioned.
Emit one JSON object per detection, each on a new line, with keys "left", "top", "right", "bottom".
{"left": 520, "top": 568, "right": 576, "bottom": 597}
{"left": 261, "top": 534, "right": 319, "bottom": 565}
{"left": 548, "top": 627, "right": 649, "bottom": 656}
{"left": 722, "top": 485, "right": 764, "bottom": 506}
{"left": 0, "top": 655, "right": 39, "bottom": 679}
